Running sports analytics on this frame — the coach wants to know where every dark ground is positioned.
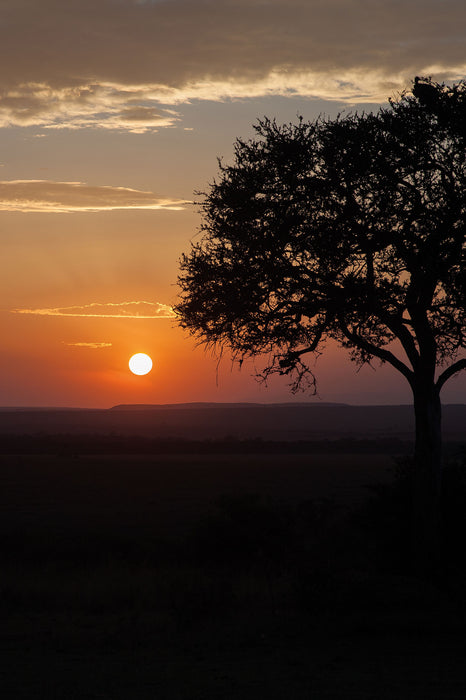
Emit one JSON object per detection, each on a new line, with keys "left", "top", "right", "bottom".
{"left": 1, "top": 443, "right": 466, "bottom": 698}
{"left": 1, "top": 403, "right": 465, "bottom": 441}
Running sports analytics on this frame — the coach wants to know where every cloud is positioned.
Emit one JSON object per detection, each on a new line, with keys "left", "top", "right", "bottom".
{"left": 0, "top": 0, "right": 465, "bottom": 130}
{"left": 63, "top": 341, "right": 113, "bottom": 348}
{"left": 0, "top": 82, "right": 180, "bottom": 132}
{"left": 12, "top": 301, "right": 177, "bottom": 319}
{"left": 0, "top": 180, "right": 190, "bottom": 212}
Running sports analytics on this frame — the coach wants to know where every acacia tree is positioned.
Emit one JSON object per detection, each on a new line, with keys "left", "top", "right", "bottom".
{"left": 175, "top": 78, "right": 466, "bottom": 566}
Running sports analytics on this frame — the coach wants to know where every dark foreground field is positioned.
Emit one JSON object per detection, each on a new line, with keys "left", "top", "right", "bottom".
{"left": 2, "top": 445, "right": 466, "bottom": 698}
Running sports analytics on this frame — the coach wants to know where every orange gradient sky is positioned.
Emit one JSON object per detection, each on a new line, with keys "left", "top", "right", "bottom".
{"left": 1, "top": 0, "right": 466, "bottom": 407}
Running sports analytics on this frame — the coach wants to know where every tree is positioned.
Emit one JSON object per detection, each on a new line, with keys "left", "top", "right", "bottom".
{"left": 175, "top": 77, "right": 466, "bottom": 569}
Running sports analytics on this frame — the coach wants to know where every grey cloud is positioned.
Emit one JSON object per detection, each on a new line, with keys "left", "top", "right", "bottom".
{"left": 119, "top": 106, "right": 167, "bottom": 121}
{"left": 0, "top": 0, "right": 465, "bottom": 129}
{"left": 0, "top": 180, "right": 190, "bottom": 212}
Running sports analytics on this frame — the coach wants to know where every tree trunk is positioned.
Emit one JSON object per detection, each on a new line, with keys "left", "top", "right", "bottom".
{"left": 412, "top": 382, "right": 442, "bottom": 574}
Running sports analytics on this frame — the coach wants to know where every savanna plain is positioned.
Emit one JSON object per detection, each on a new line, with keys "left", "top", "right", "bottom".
{"left": 2, "top": 422, "right": 466, "bottom": 698}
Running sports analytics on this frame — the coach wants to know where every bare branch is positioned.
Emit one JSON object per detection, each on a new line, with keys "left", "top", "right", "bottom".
{"left": 436, "top": 358, "right": 466, "bottom": 392}
{"left": 382, "top": 314, "right": 420, "bottom": 370}
{"left": 340, "top": 322, "right": 414, "bottom": 384}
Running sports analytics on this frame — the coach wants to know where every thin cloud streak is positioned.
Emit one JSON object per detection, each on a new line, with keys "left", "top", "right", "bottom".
{"left": 0, "top": 0, "right": 465, "bottom": 130}
{"left": 12, "top": 301, "right": 177, "bottom": 319}
{"left": 0, "top": 181, "right": 190, "bottom": 212}
{"left": 63, "top": 342, "right": 113, "bottom": 348}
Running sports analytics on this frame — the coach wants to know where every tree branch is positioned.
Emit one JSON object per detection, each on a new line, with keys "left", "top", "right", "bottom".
{"left": 278, "top": 331, "right": 323, "bottom": 371}
{"left": 340, "top": 322, "right": 414, "bottom": 384}
{"left": 383, "top": 314, "right": 420, "bottom": 371}
{"left": 436, "top": 358, "right": 466, "bottom": 392}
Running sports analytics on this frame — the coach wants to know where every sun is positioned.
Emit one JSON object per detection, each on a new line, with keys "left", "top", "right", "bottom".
{"left": 129, "top": 353, "right": 153, "bottom": 376}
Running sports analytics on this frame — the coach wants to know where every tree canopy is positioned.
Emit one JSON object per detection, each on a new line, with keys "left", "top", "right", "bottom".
{"left": 176, "top": 78, "right": 466, "bottom": 398}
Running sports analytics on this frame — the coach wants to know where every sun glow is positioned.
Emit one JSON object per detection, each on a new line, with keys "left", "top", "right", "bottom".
{"left": 129, "top": 353, "right": 153, "bottom": 376}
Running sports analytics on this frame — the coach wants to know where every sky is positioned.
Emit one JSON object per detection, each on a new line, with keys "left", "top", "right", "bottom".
{"left": 1, "top": 0, "right": 465, "bottom": 407}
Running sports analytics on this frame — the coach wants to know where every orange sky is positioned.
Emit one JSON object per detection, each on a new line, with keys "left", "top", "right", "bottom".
{"left": 1, "top": 0, "right": 465, "bottom": 407}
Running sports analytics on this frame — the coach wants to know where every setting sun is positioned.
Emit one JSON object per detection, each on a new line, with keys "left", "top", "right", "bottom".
{"left": 129, "top": 353, "right": 153, "bottom": 376}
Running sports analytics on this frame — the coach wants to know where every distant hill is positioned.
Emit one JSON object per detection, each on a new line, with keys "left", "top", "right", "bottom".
{"left": 0, "top": 406, "right": 90, "bottom": 412}
{"left": 109, "top": 402, "right": 348, "bottom": 411}
{"left": 0, "top": 402, "right": 464, "bottom": 442}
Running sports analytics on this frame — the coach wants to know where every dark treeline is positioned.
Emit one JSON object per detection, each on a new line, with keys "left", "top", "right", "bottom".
{"left": 0, "top": 433, "right": 417, "bottom": 455}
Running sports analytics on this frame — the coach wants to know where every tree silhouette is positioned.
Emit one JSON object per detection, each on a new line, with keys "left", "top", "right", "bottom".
{"left": 176, "top": 77, "right": 466, "bottom": 568}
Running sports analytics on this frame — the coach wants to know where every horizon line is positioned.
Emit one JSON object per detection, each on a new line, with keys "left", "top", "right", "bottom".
{"left": 2, "top": 400, "right": 465, "bottom": 411}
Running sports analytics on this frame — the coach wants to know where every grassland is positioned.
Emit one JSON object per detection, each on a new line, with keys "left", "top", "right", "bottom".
{"left": 2, "top": 446, "right": 466, "bottom": 698}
